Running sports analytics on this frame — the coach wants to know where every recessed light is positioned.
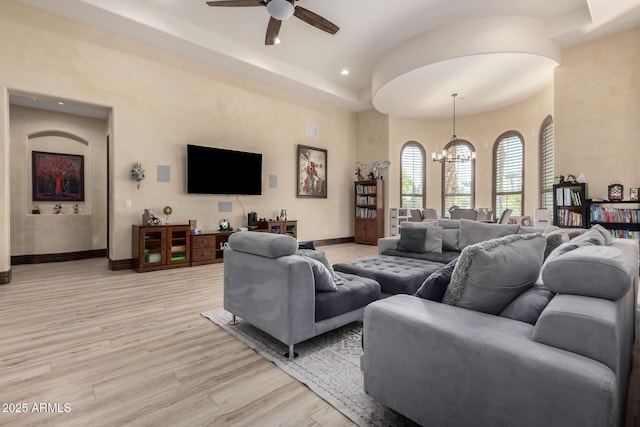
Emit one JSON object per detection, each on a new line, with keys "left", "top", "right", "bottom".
{"left": 57, "top": 101, "right": 64, "bottom": 105}
{"left": 274, "top": 37, "right": 281, "bottom": 45}
{"left": 341, "top": 69, "right": 350, "bottom": 76}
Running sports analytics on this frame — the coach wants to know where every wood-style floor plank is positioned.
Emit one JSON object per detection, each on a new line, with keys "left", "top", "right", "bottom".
{"left": 1, "top": 242, "right": 638, "bottom": 426}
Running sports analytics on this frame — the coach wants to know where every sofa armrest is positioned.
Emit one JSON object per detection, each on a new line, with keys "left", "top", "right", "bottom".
{"left": 363, "top": 295, "right": 617, "bottom": 427}
{"left": 223, "top": 249, "right": 316, "bottom": 346}
{"left": 533, "top": 292, "right": 634, "bottom": 376}
{"left": 377, "top": 236, "right": 399, "bottom": 254}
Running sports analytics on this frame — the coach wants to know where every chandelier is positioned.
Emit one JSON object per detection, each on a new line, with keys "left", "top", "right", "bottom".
{"left": 432, "top": 93, "right": 475, "bottom": 163}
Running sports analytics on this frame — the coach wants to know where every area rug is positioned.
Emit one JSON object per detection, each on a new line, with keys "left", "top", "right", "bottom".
{"left": 201, "top": 309, "right": 415, "bottom": 427}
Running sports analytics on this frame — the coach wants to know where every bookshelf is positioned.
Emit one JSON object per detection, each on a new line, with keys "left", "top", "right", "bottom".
{"left": 553, "top": 183, "right": 587, "bottom": 228}
{"left": 589, "top": 200, "right": 640, "bottom": 242}
{"left": 354, "top": 179, "right": 384, "bottom": 244}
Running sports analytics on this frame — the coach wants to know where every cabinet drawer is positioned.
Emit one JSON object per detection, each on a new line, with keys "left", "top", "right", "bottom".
{"left": 192, "top": 249, "right": 216, "bottom": 262}
{"left": 191, "top": 235, "right": 216, "bottom": 249}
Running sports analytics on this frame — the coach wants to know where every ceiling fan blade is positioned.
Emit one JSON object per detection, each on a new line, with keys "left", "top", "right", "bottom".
{"left": 205, "top": 0, "right": 264, "bottom": 7}
{"left": 293, "top": 6, "right": 339, "bottom": 34}
{"left": 265, "top": 17, "right": 282, "bottom": 45}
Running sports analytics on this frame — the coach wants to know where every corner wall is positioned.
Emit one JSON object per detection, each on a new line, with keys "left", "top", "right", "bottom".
{"left": 555, "top": 26, "right": 640, "bottom": 200}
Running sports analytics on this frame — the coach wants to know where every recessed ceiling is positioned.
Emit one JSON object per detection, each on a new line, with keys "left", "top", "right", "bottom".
{"left": 16, "top": 0, "right": 640, "bottom": 118}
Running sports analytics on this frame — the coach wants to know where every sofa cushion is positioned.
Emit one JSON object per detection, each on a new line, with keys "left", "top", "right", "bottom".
{"left": 414, "top": 259, "right": 457, "bottom": 302}
{"left": 333, "top": 255, "right": 444, "bottom": 295}
{"left": 544, "top": 227, "right": 605, "bottom": 264}
{"left": 303, "top": 256, "right": 337, "bottom": 292}
{"left": 442, "top": 229, "right": 459, "bottom": 252}
{"left": 442, "top": 233, "right": 545, "bottom": 315}
{"left": 297, "top": 249, "right": 344, "bottom": 285}
{"left": 499, "top": 283, "right": 555, "bottom": 324}
{"left": 315, "top": 273, "right": 380, "bottom": 321}
{"left": 228, "top": 231, "right": 297, "bottom": 258}
{"left": 457, "top": 218, "right": 520, "bottom": 250}
{"left": 591, "top": 224, "right": 613, "bottom": 245}
{"left": 400, "top": 222, "right": 443, "bottom": 254}
{"left": 398, "top": 227, "right": 427, "bottom": 253}
{"left": 541, "top": 245, "right": 634, "bottom": 300}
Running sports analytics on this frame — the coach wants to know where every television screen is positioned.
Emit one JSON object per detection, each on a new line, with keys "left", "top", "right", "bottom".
{"left": 186, "top": 144, "right": 262, "bottom": 195}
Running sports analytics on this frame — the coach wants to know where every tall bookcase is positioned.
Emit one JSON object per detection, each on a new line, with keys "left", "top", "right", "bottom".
{"left": 354, "top": 179, "right": 384, "bottom": 245}
{"left": 589, "top": 200, "right": 640, "bottom": 241}
{"left": 553, "top": 183, "right": 587, "bottom": 228}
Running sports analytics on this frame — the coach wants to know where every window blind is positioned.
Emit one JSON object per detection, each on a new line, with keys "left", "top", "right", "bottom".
{"left": 401, "top": 143, "right": 425, "bottom": 209}
{"left": 495, "top": 133, "right": 523, "bottom": 216}
{"left": 539, "top": 116, "right": 554, "bottom": 209}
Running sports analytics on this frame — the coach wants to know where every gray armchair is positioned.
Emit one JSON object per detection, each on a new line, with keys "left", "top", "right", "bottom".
{"left": 423, "top": 208, "right": 438, "bottom": 220}
{"left": 224, "top": 232, "right": 380, "bottom": 359}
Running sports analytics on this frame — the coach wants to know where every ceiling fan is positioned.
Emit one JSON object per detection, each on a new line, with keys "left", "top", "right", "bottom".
{"left": 205, "top": 0, "right": 339, "bottom": 45}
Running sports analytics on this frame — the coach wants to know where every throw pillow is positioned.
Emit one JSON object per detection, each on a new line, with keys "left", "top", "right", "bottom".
{"left": 442, "top": 233, "right": 546, "bottom": 315}
{"left": 457, "top": 218, "right": 519, "bottom": 250}
{"left": 304, "top": 257, "right": 337, "bottom": 292}
{"left": 591, "top": 224, "right": 613, "bottom": 245}
{"left": 400, "top": 221, "right": 444, "bottom": 254}
{"left": 543, "top": 227, "right": 605, "bottom": 265}
{"left": 499, "top": 282, "right": 555, "bottom": 325}
{"left": 414, "top": 259, "right": 457, "bottom": 301}
{"left": 298, "top": 240, "right": 316, "bottom": 250}
{"left": 398, "top": 227, "right": 427, "bottom": 253}
{"left": 543, "top": 229, "right": 569, "bottom": 260}
{"left": 297, "top": 249, "right": 344, "bottom": 285}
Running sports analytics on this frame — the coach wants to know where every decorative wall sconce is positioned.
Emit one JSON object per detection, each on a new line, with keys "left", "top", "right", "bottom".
{"left": 131, "top": 162, "right": 145, "bottom": 189}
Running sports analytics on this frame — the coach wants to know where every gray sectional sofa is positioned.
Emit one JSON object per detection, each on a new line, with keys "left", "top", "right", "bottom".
{"left": 361, "top": 225, "right": 638, "bottom": 427}
{"left": 333, "top": 218, "right": 546, "bottom": 296}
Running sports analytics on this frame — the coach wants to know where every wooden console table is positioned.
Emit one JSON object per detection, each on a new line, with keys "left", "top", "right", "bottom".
{"left": 256, "top": 220, "right": 297, "bottom": 238}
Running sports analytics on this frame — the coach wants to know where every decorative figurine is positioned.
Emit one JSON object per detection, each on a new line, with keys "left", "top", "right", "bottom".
{"left": 131, "top": 162, "right": 145, "bottom": 189}
{"left": 32, "top": 204, "right": 40, "bottom": 214}
{"left": 53, "top": 203, "right": 63, "bottom": 214}
{"left": 143, "top": 208, "right": 162, "bottom": 225}
{"left": 73, "top": 204, "right": 80, "bottom": 214}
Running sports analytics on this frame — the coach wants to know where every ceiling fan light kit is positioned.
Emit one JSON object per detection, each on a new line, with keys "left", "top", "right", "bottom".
{"left": 266, "top": 0, "right": 294, "bottom": 20}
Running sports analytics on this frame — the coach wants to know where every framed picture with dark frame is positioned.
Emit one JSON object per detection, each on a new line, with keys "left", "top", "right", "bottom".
{"left": 32, "top": 150, "right": 85, "bottom": 202}
{"left": 297, "top": 145, "right": 327, "bottom": 198}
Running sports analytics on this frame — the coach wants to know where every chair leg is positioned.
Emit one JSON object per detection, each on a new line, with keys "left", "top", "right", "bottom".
{"left": 230, "top": 314, "right": 238, "bottom": 325}
{"left": 284, "top": 344, "right": 298, "bottom": 360}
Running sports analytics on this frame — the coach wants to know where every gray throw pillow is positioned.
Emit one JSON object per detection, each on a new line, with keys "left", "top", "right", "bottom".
{"left": 400, "top": 221, "right": 443, "bottom": 254}
{"left": 591, "top": 224, "right": 613, "bottom": 245}
{"left": 543, "top": 229, "right": 570, "bottom": 260}
{"left": 442, "top": 233, "right": 546, "bottom": 315}
{"left": 297, "top": 249, "right": 344, "bottom": 285}
{"left": 414, "top": 259, "right": 457, "bottom": 301}
{"left": 499, "top": 282, "right": 555, "bottom": 325}
{"left": 304, "top": 257, "right": 337, "bottom": 292}
{"left": 457, "top": 218, "right": 519, "bottom": 250}
{"left": 398, "top": 228, "right": 427, "bottom": 253}
{"left": 543, "top": 227, "right": 604, "bottom": 265}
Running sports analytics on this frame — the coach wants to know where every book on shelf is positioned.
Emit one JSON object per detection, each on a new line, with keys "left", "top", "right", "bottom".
{"left": 557, "top": 208, "right": 583, "bottom": 227}
{"left": 590, "top": 205, "right": 640, "bottom": 223}
{"left": 355, "top": 184, "right": 376, "bottom": 195}
{"left": 356, "top": 195, "right": 377, "bottom": 206}
{"left": 355, "top": 207, "right": 377, "bottom": 219}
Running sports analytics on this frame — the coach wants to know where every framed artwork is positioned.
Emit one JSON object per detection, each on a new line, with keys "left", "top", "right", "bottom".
{"left": 631, "top": 188, "right": 639, "bottom": 201}
{"left": 32, "top": 151, "right": 85, "bottom": 201}
{"left": 297, "top": 145, "right": 327, "bottom": 198}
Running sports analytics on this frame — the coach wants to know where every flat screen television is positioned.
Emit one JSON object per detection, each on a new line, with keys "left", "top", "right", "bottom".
{"left": 186, "top": 144, "right": 262, "bottom": 195}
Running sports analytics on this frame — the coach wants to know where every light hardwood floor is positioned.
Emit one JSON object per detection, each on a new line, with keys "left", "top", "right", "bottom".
{"left": 0, "top": 243, "right": 376, "bottom": 427}
{"left": 1, "top": 243, "right": 639, "bottom": 426}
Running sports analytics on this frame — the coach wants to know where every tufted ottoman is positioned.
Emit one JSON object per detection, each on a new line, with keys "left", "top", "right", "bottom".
{"left": 333, "top": 255, "right": 446, "bottom": 295}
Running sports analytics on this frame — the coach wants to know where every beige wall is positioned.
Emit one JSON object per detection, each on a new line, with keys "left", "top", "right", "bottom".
{"left": 555, "top": 26, "right": 640, "bottom": 200}
{"left": 9, "top": 106, "right": 108, "bottom": 255}
{"left": 0, "top": 0, "right": 357, "bottom": 266}
{"left": 386, "top": 84, "right": 554, "bottom": 220}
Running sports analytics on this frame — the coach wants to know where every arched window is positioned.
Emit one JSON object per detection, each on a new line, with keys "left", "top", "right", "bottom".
{"left": 493, "top": 131, "right": 524, "bottom": 216}
{"left": 400, "top": 141, "right": 425, "bottom": 209}
{"left": 441, "top": 140, "right": 475, "bottom": 216}
{"left": 539, "top": 115, "right": 554, "bottom": 209}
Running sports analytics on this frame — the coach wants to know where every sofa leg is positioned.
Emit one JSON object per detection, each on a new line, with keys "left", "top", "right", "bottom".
{"left": 230, "top": 314, "right": 238, "bottom": 325}
{"left": 284, "top": 344, "right": 298, "bottom": 360}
